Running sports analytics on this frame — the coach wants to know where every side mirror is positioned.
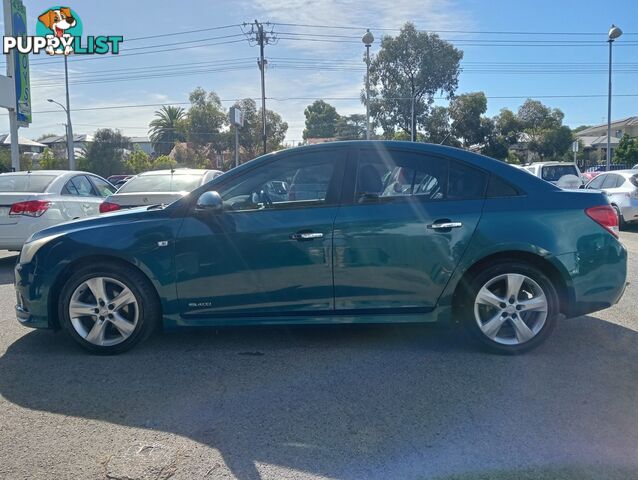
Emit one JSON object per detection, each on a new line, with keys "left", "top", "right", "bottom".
{"left": 196, "top": 191, "right": 223, "bottom": 213}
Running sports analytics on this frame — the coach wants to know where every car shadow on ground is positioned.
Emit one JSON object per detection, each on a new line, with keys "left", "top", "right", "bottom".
{"left": 0, "top": 253, "right": 17, "bottom": 285}
{"left": 1, "top": 316, "right": 637, "bottom": 479}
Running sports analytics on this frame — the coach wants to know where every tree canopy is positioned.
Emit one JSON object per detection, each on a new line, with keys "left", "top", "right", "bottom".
{"left": 303, "top": 100, "right": 339, "bottom": 139}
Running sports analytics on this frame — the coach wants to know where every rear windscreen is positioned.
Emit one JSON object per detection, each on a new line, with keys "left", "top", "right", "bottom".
{"left": 630, "top": 174, "right": 638, "bottom": 188}
{"left": 0, "top": 175, "right": 57, "bottom": 192}
{"left": 541, "top": 165, "right": 578, "bottom": 182}
{"left": 117, "top": 174, "right": 204, "bottom": 193}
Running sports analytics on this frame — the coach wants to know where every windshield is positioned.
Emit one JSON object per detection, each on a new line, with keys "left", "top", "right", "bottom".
{"left": 117, "top": 173, "right": 204, "bottom": 193}
{"left": 541, "top": 165, "right": 578, "bottom": 182}
{"left": 0, "top": 174, "right": 57, "bottom": 193}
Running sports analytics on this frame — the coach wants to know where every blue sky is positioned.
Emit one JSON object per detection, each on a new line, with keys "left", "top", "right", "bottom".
{"left": 3, "top": 0, "right": 638, "bottom": 144}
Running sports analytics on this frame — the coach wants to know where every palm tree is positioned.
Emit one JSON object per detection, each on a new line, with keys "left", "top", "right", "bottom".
{"left": 149, "top": 105, "right": 186, "bottom": 155}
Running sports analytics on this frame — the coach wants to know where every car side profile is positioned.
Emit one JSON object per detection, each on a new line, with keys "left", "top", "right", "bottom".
{"left": 584, "top": 170, "right": 638, "bottom": 228}
{"left": 0, "top": 170, "right": 116, "bottom": 251}
{"left": 14, "top": 142, "right": 627, "bottom": 354}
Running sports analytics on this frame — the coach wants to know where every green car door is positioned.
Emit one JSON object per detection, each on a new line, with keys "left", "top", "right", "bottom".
{"left": 174, "top": 149, "right": 347, "bottom": 320}
{"left": 333, "top": 147, "right": 487, "bottom": 311}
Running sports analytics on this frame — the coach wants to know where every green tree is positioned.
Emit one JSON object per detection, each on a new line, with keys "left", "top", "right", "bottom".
{"left": 368, "top": 22, "right": 462, "bottom": 138}
{"left": 0, "top": 150, "right": 10, "bottom": 172}
{"left": 493, "top": 108, "right": 521, "bottom": 145}
{"left": 335, "top": 114, "right": 367, "bottom": 140}
{"left": 449, "top": 92, "right": 488, "bottom": 147}
{"left": 125, "top": 146, "right": 152, "bottom": 173}
{"left": 614, "top": 134, "right": 638, "bottom": 165}
{"left": 78, "top": 129, "right": 131, "bottom": 177}
{"left": 516, "top": 99, "right": 571, "bottom": 160}
{"left": 151, "top": 155, "right": 177, "bottom": 170}
{"left": 149, "top": 105, "right": 186, "bottom": 155}
{"left": 480, "top": 117, "right": 510, "bottom": 160}
{"left": 185, "top": 87, "right": 227, "bottom": 148}
{"left": 230, "top": 98, "right": 288, "bottom": 162}
{"left": 423, "top": 106, "right": 457, "bottom": 145}
{"left": 38, "top": 147, "right": 64, "bottom": 170}
{"left": 538, "top": 125, "right": 573, "bottom": 160}
{"left": 303, "top": 100, "right": 339, "bottom": 139}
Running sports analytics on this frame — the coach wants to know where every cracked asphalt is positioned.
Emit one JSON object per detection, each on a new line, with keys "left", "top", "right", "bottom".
{"left": 0, "top": 227, "right": 637, "bottom": 480}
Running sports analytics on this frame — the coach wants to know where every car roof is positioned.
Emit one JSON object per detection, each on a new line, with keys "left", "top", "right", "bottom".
{"left": 596, "top": 169, "right": 638, "bottom": 176}
{"left": 524, "top": 162, "right": 578, "bottom": 167}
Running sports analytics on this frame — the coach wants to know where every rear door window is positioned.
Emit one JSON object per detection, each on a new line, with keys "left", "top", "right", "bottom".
{"left": 64, "top": 175, "right": 96, "bottom": 197}
{"left": 601, "top": 174, "right": 621, "bottom": 189}
{"left": 586, "top": 175, "right": 606, "bottom": 190}
{"left": 89, "top": 176, "right": 116, "bottom": 197}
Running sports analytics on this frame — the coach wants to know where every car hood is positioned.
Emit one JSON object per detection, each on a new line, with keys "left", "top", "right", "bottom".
{"left": 27, "top": 206, "right": 164, "bottom": 243}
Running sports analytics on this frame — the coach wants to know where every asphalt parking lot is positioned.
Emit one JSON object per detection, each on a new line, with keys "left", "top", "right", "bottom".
{"left": 0, "top": 229, "right": 637, "bottom": 480}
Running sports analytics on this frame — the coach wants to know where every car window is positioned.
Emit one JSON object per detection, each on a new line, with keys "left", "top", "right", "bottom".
{"left": 0, "top": 174, "right": 57, "bottom": 192}
{"left": 601, "top": 174, "right": 620, "bottom": 189}
{"left": 219, "top": 152, "right": 340, "bottom": 211}
{"left": 64, "top": 175, "right": 96, "bottom": 197}
{"left": 89, "top": 176, "right": 116, "bottom": 197}
{"left": 630, "top": 174, "right": 638, "bottom": 188}
{"left": 118, "top": 173, "right": 205, "bottom": 193}
{"left": 356, "top": 150, "right": 448, "bottom": 201}
{"left": 486, "top": 174, "right": 520, "bottom": 197}
{"left": 587, "top": 175, "right": 606, "bottom": 190}
{"left": 541, "top": 165, "right": 578, "bottom": 181}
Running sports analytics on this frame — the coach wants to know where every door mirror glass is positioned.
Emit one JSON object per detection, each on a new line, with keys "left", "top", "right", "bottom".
{"left": 196, "top": 191, "right": 223, "bottom": 213}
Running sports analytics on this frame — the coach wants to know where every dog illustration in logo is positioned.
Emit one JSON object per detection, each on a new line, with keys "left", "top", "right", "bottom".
{"left": 38, "top": 7, "right": 77, "bottom": 55}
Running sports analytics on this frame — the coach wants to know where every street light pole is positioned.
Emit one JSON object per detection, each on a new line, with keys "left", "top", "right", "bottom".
{"left": 606, "top": 24, "right": 622, "bottom": 171}
{"left": 47, "top": 98, "right": 73, "bottom": 169}
{"left": 63, "top": 55, "right": 75, "bottom": 170}
{"left": 362, "top": 29, "right": 374, "bottom": 140}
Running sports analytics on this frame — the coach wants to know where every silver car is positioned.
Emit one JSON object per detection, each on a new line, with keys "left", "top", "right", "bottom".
{"left": 100, "top": 168, "right": 223, "bottom": 213}
{"left": 584, "top": 170, "right": 638, "bottom": 228}
{"left": 0, "top": 170, "right": 116, "bottom": 250}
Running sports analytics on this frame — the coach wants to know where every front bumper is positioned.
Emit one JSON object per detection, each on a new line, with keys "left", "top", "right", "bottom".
{"left": 14, "top": 262, "right": 51, "bottom": 329}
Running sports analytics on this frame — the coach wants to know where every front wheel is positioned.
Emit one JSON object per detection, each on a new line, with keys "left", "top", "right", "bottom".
{"left": 461, "top": 261, "right": 559, "bottom": 354}
{"left": 59, "top": 262, "right": 160, "bottom": 354}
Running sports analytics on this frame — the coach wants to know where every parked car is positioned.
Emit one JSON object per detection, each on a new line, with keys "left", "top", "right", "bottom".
{"left": 99, "top": 168, "right": 223, "bottom": 213}
{"left": 584, "top": 170, "right": 638, "bottom": 228}
{"left": 582, "top": 164, "right": 631, "bottom": 182}
{"left": 633, "top": 163, "right": 638, "bottom": 169}
{"left": 112, "top": 175, "right": 134, "bottom": 190}
{"left": 107, "top": 174, "right": 131, "bottom": 185}
{"left": 0, "top": 170, "right": 115, "bottom": 251}
{"left": 523, "top": 162, "right": 583, "bottom": 189}
{"left": 15, "top": 142, "right": 626, "bottom": 355}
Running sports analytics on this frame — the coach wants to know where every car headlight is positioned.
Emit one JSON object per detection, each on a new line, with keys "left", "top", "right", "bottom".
{"left": 19, "top": 234, "right": 63, "bottom": 264}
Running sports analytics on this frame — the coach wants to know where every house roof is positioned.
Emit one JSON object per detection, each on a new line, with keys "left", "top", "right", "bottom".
{"left": 38, "top": 134, "right": 94, "bottom": 144}
{"left": 575, "top": 117, "right": 638, "bottom": 137}
{"left": 579, "top": 135, "right": 621, "bottom": 148}
{"left": 0, "top": 134, "right": 46, "bottom": 147}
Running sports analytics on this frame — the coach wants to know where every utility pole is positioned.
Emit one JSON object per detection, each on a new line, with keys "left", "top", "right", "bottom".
{"left": 256, "top": 20, "right": 267, "bottom": 155}
{"left": 64, "top": 55, "right": 75, "bottom": 169}
{"left": 362, "top": 30, "right": 374, "bottom": 140}
{"left": 606, "top": 24, "right": 622, "bottom": 171}
{"left": 244, "top": 20, "right": 275, "bottom": 156}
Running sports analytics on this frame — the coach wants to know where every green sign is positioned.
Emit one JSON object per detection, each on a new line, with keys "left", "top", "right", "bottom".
{"left": 10, "top": 0, "right": 31, "bottom": 125}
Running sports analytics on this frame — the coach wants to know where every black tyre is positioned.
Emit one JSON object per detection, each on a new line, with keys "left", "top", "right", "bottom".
{"left": 459, "top": 261, "right": 559, "bottom": 354}
{"left": 58, "top": 262, "right": 160, "bottom": 354}
{"left": 613, "top": 205, "right": 626, "bottom": 230}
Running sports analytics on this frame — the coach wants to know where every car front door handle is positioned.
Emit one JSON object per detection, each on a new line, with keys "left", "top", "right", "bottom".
{"left": 427, "top": 221, "right": 463, "bottom": 230}
{"left": 290, "top": 232, "right": 324, "bottom": 241}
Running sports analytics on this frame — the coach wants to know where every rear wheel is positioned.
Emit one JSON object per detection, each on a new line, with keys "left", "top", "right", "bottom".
{"left": 612, "top": 205, "right": 626, "bottom": 230}
{"left": 59, "top": 262, "right": 160, "bottom": 354}
{"left": 461, "top": 261, "right": 559, "bottom": 354}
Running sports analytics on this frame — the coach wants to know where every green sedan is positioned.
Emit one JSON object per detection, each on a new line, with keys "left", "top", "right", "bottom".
{"left": 14, "top": 141, "right": 627, "bottom": 354}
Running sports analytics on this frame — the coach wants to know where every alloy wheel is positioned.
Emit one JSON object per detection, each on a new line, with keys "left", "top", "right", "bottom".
{"left": 68, "top": 276, "right": 139, "bottom": 347}
{"left": 473, "top": 273, "right": 548, "bottom": 346}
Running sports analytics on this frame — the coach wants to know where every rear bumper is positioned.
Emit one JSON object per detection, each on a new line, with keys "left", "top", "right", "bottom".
{"left": 557, "top": 236, "right": 628, "bottom": 318}
{"left": 619, "top": 200, "right": 638, "bottom": 223}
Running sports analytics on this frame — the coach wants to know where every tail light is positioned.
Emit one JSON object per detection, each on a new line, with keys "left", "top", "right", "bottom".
{"left": 99, "top": 201, "right": 121, "bottom": 213}
{"left": 585, "top": 205, "right": 619, "bottom": 238}
{"left": 9, "top": 200, "right": 51, "bottom": 217}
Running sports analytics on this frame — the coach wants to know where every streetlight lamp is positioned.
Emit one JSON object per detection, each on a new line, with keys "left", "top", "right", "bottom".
{"left": 362, "top": 29, "right": 374, "bottom": 140}
{"left": 606, "top": 24, "right": 622, "bottom": 171}
{"left": 48, "top": 98, "right": 75, "bottom": 169}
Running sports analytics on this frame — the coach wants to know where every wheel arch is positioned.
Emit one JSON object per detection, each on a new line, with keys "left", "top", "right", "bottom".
{"left": 451, "top": 250, "right": 574, "bottom": 319}
{"left": 48, "top": 254, "right": 163, "bottom": 329}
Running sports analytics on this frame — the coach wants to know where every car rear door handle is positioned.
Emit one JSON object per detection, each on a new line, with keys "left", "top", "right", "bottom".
{"left": 427, "top": 221, "right": 463, "bottom": 230}
{"left": 290, "top": 232, "right": 324, "bottom": 241}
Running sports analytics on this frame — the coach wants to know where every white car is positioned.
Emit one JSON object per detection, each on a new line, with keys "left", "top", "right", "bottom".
{"left": 100, "top": 168, "right": 223, "bottom": 212}
{"left": 584, "top": 170, "right": 638, "bottom": 228}
{"left": 0, "top": 170, "right": 116, "bottom": 250}
{"left": 523, "top": 162, "right": 583, "bottom": 189}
